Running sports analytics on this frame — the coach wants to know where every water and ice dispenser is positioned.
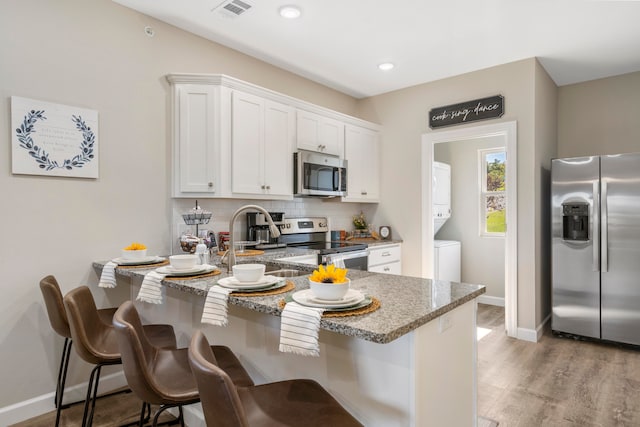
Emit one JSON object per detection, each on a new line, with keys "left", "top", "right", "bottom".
{"left": 562, "top": 202, "right": 589, "bottom": 241}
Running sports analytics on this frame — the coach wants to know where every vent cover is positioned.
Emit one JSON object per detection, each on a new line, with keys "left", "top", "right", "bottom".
{"left": 213, "top": 0, "right": 253, "bottom": 18}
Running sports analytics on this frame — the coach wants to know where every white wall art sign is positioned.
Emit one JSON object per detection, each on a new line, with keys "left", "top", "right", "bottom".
{"left": 11, "top": 96, "right": 99, "bottom": 178}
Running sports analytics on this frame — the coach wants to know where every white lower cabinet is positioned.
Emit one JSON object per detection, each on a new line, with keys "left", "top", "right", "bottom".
{"left": 368, "top": 243, "right": 402, "bottom": 275}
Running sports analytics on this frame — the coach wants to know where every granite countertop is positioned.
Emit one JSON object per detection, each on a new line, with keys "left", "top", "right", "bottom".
{"left": 93, "top": 249, "right": 484, "bottom": 344}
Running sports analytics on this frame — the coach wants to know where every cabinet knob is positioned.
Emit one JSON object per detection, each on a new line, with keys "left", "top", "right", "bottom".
{"left": 361, "top": 191, "right": 367, "bottom": 195}
{"left": 382, "top": 252, "right": 391, "bottom": 257}
{"left": 261, "top": 185, "right": 266, "bottom": 189}
{"left": 208, "top": 182, "right": 213, "bottom": 188}
{"left": 384, "top": 267, "right": 390, "bottom": 271}
{"left": 266, "top": 185, "right": 271, "bottom": 190}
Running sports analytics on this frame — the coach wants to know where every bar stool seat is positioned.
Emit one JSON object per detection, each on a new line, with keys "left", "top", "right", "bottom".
{"left": 113, "top": 301, "right": 254, "bottom": 426}
{"left": 188, "top": 330, "right": 363, "bottom": 427}
{"left": 64, "top": 286, "right": 177, "bottom": 427}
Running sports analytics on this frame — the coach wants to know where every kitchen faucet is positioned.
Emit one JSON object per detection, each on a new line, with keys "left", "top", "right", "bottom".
{"left": 226, "top": 205, "right": 281, "bottom": 273}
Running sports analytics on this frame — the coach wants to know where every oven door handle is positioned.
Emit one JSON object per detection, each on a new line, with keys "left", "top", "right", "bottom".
{"left": 321, "top": 250, "right": 369, "bottom": 264}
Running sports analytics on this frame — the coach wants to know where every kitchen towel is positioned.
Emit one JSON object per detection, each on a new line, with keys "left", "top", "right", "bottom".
{"left": 201, "top": 286, "right": 233, "bottom": 326}
{"left": 136, "top": 271, "right": 167, "bottom": 304}
{"left": 279, "top": 302, "right": 325, "bottom": 357}
{"left": 98, "top": 261, "right": 117, "bottom": 288}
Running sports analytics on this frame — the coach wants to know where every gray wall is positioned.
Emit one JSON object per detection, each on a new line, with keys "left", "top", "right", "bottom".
{"left": 356, "top": 58, "right": 554, "bottom": 332}
{"left": 558, "top": 71, "right": 640, "bottom": 158}
{"left": 434, "top": 137, "right": 506, "bottom": 300}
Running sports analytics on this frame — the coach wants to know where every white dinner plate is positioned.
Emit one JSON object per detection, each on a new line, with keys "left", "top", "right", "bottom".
{"left": 292, "top": 289, "right": 365, "bottom": 308}
{"left": 217, "top": 275, "right": 281, "bottom": 290}
{"left": 156, "top": 264, "right": 216, "bottom": 276}
{"left": 224, "top": 280, "right": 287, "bottom": 293}
{"left": 113, "top": 256, "right": 165, "bottom": 265}
{"left": 307, "top": 289, "right": 363, "bottom": 305}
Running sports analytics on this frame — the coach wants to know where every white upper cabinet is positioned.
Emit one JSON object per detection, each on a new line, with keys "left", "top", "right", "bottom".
{"left": 296, "top": 110, "right": 344, "bottom": 157}
{"left": 167, "top": 74, "right": 379, "bottom": 200}
{"left": 231, "top": 91, "right": 294, "bottom": 198}
{"left": 172, "top": 84, "right": 221, "bottom": 196}
{"left": 343, "top": 124, "right": 380, "bottom": 203}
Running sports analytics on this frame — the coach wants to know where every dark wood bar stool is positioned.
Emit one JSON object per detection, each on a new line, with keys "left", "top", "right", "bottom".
{"left": 113, "top": 301, "right": 254, "bottom": 427}
{"left": 188, "top": 330, "right": 364, "bottom": 427}
{"left": 39, "top": 275, "right": 118, "bottom": 427}
{"left": 63, "top": 286, "right": 177, "bottom": 427}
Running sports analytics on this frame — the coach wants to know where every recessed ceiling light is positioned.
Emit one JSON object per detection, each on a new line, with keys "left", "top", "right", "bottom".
{"left": 378, "top": 62, "right": 395, "bottom": 71}
{"left": 279, "top": 5, "right": 301, "bottom": 19}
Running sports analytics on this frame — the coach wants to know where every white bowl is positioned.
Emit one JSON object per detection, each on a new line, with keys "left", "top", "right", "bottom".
{"left": 309, "top": 278, "right": 350, "bottom": 301}
{"left": 121, "top": 249, "right": 147, "bottom": 260}
{"left": 233, "top": 264, "right": 265, "bottom": 283}
{"left": 169, "top": 254, "right": 199, "bottom": 270}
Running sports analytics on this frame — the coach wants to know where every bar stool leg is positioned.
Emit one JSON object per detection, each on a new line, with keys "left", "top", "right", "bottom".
{"left": 54, "top": 338, "right": 72, "bottom": 427}
{"left": 80, "top": 364, "right": 102, "bottom": 427}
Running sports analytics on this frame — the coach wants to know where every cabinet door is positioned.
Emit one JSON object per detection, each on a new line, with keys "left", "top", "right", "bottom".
{"left": 264, "top": 100, "right": 294, "bottom": 196}
{"left": 296, "top": 110, "right": 344, "bottom": 156}
{"left": 369, "top": 261, "right": 402, "bottom": 275}
{"left": 318, "top": 116, "right": 344, "bottom": 156}
{"left": 177, "top": 85, "right": 217, "bottom": 193}
{"left": 231, "top": 91, "right": 264, "bottom": 194}
{"left": 344, "top": 125, "right": 380, "bottom": 202}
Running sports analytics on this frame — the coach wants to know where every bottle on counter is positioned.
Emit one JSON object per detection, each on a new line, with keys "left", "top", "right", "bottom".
{"left": 195, "top": 238, "right": 209, "bottom": 265}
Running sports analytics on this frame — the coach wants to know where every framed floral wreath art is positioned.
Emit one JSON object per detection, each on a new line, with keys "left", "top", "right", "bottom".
{"left": 11, "top": 96, "right": 99, "bottom": 178}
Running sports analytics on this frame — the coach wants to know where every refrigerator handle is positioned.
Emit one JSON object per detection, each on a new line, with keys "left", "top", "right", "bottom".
{"left": 601, "top": 180, "right": 608, "bottom": 273}
{"left": 592, "top": 181, "right": 600, "bottom": 272}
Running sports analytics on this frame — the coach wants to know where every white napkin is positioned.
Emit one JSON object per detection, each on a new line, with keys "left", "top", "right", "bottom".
{"left": 279, "top": 302, "right": 325, "bottom": 357}
{"left": 201, "top": 286, "right": 233, "bottom": 327}
{"left": 98, "top": 261, "right": 117, "bottom": 288}
{"left": 135, "top": 271, "right": 167, "bottom": 304}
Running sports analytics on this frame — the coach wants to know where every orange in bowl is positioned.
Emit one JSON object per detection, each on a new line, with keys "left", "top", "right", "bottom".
{"left": 122, "top": 242, "right": 148, "bottom": 260}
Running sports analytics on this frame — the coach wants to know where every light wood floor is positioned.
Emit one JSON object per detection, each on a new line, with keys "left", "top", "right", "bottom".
{"left": 477, "top": 303, "right": 640, "bottom": 427}
{"left": 9, "top": 389, "right": 176, "bottom": 427}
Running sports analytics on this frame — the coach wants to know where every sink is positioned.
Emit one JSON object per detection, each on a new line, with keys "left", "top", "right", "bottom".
{"left": 264, "top": 268, "right": 305, "bottom": 278}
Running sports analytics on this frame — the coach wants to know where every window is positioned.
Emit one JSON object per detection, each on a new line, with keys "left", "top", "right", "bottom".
{"left": 479, "top": 148, "right": 506, "bottom": 236}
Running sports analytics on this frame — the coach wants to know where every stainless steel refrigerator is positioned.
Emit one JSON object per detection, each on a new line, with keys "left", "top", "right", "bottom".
{"left": 551, "top": 153, "right": 640, "bottom": 345}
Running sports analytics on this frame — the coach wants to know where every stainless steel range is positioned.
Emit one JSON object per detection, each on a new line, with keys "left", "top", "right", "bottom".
{"left": 279, "top": 217, "right": 369, "bottom": 270}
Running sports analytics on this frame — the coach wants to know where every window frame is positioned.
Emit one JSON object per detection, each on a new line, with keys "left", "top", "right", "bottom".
{"left": 478, "top": 147, "right": 506, "bottom": 238}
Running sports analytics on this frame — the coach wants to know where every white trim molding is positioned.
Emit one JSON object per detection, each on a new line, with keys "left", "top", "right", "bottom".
{"left": 422, "top": 120, "right": 518, "bottom": 338}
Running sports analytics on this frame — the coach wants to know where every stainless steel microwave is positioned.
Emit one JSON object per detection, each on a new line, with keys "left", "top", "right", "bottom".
{"left": 293, "top": 150, "right": 347, "bottom": 197}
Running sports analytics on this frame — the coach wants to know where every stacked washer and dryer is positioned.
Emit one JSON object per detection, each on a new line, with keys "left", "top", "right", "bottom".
{"left": 433, "top": 162, "right": 461, "bottom": 282}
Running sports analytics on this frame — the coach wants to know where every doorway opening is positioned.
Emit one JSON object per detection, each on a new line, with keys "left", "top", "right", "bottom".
{"left": 421, "top": 121, "right": 518, "bottom": 337}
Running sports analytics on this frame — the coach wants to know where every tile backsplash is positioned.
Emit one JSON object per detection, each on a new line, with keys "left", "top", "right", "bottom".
{"left": 171, "top": 198, "right": 376, "bottom": 254}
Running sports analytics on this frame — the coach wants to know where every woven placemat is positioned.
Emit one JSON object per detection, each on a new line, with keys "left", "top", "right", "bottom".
{"left": 277, "top": 297, "right": 381, "bottom": 318}
{"left": 232, "top": 280, "right": 295, "bottom": 297}
{"left": 167, "top": 270, "right": 221, "bottom": 280}
{"left": 117, "top": 260, "right": 169, "bottom": 269}
{"left": 217, "top": 249, "right": 265, "bottom": 257}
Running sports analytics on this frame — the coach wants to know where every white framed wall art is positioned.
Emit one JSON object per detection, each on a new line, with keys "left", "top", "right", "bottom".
{"left": 11, "top": 96, "right": 99, "bottom": 178}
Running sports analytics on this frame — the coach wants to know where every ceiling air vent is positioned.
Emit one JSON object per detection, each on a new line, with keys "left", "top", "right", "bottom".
{"left": 213, "top": 0, "right": 253, "bottom": 18}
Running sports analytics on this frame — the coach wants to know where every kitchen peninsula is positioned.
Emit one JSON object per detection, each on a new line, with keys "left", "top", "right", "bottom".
{"left": 93, "top": 252, "right": 484, "bottom": 427}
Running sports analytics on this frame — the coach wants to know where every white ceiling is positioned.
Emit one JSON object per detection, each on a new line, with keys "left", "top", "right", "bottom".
{"left": 113, "top": 0, "right": 640, "bottom": 99}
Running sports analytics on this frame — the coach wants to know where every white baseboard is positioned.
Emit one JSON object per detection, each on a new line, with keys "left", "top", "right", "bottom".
{"left": 0, "top": 371, "right": 127, "bottom": 426}
{"left": 477, "top": 295, "right": 505, "bottom": 307}
{"left": 516, "top": 314, "right": 551, "bottom": 343}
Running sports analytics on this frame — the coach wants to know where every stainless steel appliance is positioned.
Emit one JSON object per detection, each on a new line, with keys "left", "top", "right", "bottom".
{"left": 280, "top": 217, "right": 369, "bottom": 270}
{"left": 293, "top": 150, "right": 347, "bottom": 197}
{"left": 246, "top": 212, "right": 287, "bottom": 250}
{"left": 551, "top": 153, "right": 640, "bottom": 345}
